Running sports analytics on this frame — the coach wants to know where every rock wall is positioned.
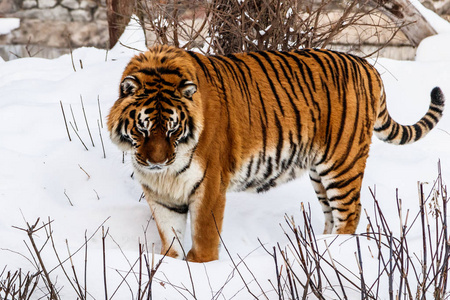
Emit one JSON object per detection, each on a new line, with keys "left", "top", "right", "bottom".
{"left": 0, "top": 0, "right": 108, "bottom": 60}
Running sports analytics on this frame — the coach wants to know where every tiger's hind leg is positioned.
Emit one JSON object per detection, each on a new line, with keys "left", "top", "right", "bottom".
{"left": 313, "top": 156, "right": 367, "bottom": 234}
{"left": 309, "top": 168, "right": 333, "bottom": 234}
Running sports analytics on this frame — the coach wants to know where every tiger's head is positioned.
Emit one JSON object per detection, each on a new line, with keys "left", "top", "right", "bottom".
{"left": 107, "top": 45, "right": 203, "bottom": 173}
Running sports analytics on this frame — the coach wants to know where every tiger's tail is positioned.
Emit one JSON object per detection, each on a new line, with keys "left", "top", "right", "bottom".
{"left": 374, "top": 87, "right": 445, "bottom": 145}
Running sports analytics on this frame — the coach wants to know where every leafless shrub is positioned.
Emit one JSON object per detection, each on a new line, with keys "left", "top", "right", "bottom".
{"left": 136, "top": 0, "right": 405, "bottom": 56}
{"left": 266, "top": 161, "right": 450, "bottom": 299}
{"left": 0, "top": 216, "right": 178, "bottom": 300}
{"left": 0, "top": 267, "right": 40, "bottom": 300}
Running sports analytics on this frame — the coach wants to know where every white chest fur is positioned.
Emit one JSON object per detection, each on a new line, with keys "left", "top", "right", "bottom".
{"left": 133, "top": 150, "right": 204, "bottom": 204}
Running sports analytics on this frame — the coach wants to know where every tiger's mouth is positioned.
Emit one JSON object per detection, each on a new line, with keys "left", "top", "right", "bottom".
{"left": 146, "top": 163, "right": 168, "bottom": 171}
{"left": 132, "top": 156, "right": 172, "bottom": 173}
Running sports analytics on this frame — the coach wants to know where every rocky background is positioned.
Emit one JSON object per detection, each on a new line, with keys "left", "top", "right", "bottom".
{"left": 0, "top": 0, "right": 108, "bottom": 60}
{"left": 0, "top": 0, "right": 449, "bottom": 61}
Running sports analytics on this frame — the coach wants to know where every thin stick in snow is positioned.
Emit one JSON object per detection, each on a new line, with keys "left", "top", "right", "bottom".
{"left": 102, "top": 226, "right": 109, "bottom": 300}
{"left": 105, "top": 44, "right": 109, "bottom": 62}
{"left": 80, "top": 95, "right": 95, "bottom": 147}
{"left": 84, "top": 231, "right": 88, "bottom": 300}
{"left": 60, "top": 101, "right": 71, "bottom": 142}
{"left": 64, "top": 189, "right": 74, "bottom": 206}
{"left": 98, "top": 120, "right": 106, "bottom": 158}
{"left": 98, "top": 95, "right": 103, "bottom": 128}
{"left": 69, "top": 41, "right": 76, "bottom": 72}
{"left": 355, "top": 235, "right": 366, "bottom": 300}
{"left": 70, "top": 104, "right": 78, "bottom": 131}
{"left": 69, "top": 122, "right": 88, "bottom": 151}
{"left": 78, "top": 164, "right": 90, "bottom": 179}
{"left": 66, "top": 240, "right": 84, "bottom": 297}
{"left": 138, "top": 192, "right": 144, "bottom": 202}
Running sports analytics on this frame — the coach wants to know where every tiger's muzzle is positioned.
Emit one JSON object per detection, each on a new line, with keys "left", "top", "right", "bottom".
{"left": 135, "top": 129, "right": 175, "bottom": 170}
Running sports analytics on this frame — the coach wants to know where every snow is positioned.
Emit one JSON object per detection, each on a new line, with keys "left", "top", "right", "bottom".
{"left": 415, "top": 33, "right": 450, "bottom": 62}
{"left": 411, "top": 0, "right": 450, "bottom": 33}
{"left": 110, "top": 15, "right": 147, "bottom": 55}
{"left": 0, "top": 18, "right": 20, "bottom": 35}
{"left": 1, "top": 11, "right": 450, "bottom": 300}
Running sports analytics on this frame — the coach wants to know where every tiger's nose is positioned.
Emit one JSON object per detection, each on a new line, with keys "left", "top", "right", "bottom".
{"left": 144, "top": 130, "right": 174, "bottom": 165}
{"left": 146, "top": 143, "right": 170, "bottom": 164}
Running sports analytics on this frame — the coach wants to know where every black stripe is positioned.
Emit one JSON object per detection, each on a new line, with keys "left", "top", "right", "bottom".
{"left": 338, "top": 211, "right": 357, "bottom": 222}
{"left": 143, "top": 88, "right": 158, "bottom": 95}
{"left": 214, "top": 55, "right": 253, "bottom": 126}
{"left": 329, "top": 187, "right": 357, "bottom": 202}
{"left": 263, "top": 157, "right": 273, "bottom": 180}
{"left": 226, "top": 53, "right": 253, "bottom": 81}
{"left": 187, "top": 51, "right": 214, "bottom": 82}
{"left": 426, "top": 111, "right": 440, "bottom": 123}
{"left": 248, "top": 53, "right": 285, "bottom": 116}
{"left": 387, "top": 123, "right": 400, "bottom": 140}
{"left": 316, "top": 83, "right": 333, "bottom": 164}
{"left": 422, "top": 117, "right": 435, "bottom": 130}
{"left": 377, "top": 103, "right": 387, "bottom": 118}
{"left": 208, "top": 57, "right": 231, "bottom": 130}
{"left": 326, "top": 173, "right": 362, "bottom": 191}
{"left": 318, "top": 144, "right": 367, "bottom": 179}
{"left": 274, "top": 112, "right": 284, "bottom": 165}
{"left": 413, "top": 124, "right": 423, "bottom": 141}
{"left": 374, "top": 116, "right": 391, "bottom": 132}
{"left": 317, "top": 49, "right": 340, "bottom": 88}
{"left": 270, "top": 52, "right": 302, "bottom": 140}
{"left": 307, "top": 50, "right": 328, "bottom": 78}
{"left": 256, "top": 82, "right": 268, "bottom": 125}
{"left": 260, "top": 113, "right": 267, "bottom": 161}
{"left": 255, "top": 153, "right": 263, "bottom": 175}
{"left": 245, "top": 156, "right": 254, "bottom": 180}
{"left": 283, "top": 132, "right": 298, "bottom": 171}
{"left": 283, "top": 52, "right": 317, "bottom": 110}
{"left": 129, "top": 109, "right": 136, "bottom": 119}
{"left": 138, "top": 67, "right": 182, "bottom": 78}
{"left": 176, "top": 144, "right": 197, "bottom": 175}
{"left": 400, "top": 125, "right": 411, "bottom": 144}
{"left": 155, "top": 201, "right": 189, "bottom": 214}
{"left": 188, "top": 167, "right": 207, "bottom": 198}
{"left": 309, "top": 175, "right": 321, "bottom": 184}
{"left": 429, "top": 105, "right": 444, "bottom": 114}
{"left": 294, "top": 50, "right": 317, "bottom": 92}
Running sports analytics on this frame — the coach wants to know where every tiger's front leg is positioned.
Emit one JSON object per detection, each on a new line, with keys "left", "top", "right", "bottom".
{"left": 143, "top": 186, "right": 188, "bottom": 259}
{"left": 186, "top": 174, "right": 226, "bottom": 262}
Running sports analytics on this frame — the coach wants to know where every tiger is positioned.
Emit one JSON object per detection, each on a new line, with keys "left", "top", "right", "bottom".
{"left": 107, "top": 45, "right": 445, "bottom": 262}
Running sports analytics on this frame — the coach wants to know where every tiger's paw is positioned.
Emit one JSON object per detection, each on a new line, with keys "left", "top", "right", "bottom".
{"left": 186, "top": 249, "right": 218, "bottom": 263}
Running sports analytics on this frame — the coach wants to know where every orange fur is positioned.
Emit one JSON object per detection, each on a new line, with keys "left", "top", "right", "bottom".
{"left": 107, "top": 45, "right": 444, "bottom": 262}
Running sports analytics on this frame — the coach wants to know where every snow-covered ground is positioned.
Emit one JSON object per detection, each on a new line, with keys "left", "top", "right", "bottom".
{"left": 1, "top": 7, "right": 450, "bottom": 299}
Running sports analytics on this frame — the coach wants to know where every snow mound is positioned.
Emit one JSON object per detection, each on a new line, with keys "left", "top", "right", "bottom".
{"left": 0, "top": 18, "right": 20, "bottom": 35}
{"left": 411, "top": 0, "right": 450, "bottom": 33}
{"left": 416, "top": 33, "right": 450, "bottom": 61}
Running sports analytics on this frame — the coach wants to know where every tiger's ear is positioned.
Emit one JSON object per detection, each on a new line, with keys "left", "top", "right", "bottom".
{"left": 179, "top": 80, "right": 197, "bottom": 99}
{"left": 120, "top": 76, "right": 140, "bottom": 97}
